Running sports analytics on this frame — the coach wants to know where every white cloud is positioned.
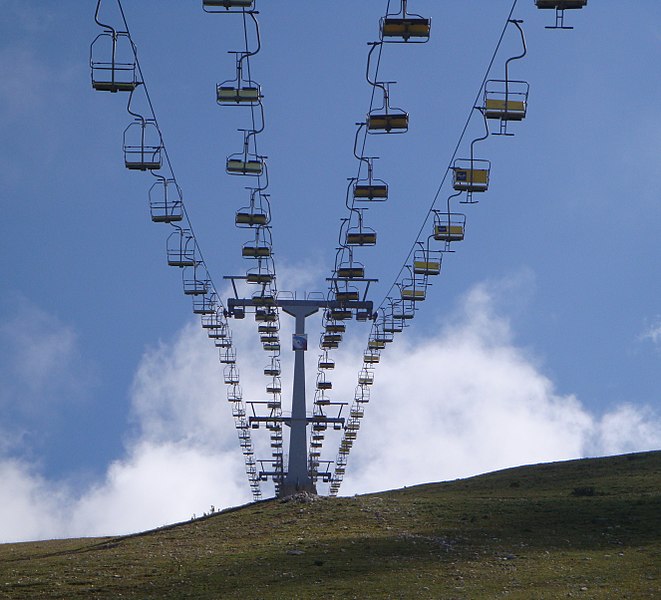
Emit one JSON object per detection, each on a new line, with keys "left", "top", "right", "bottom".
{"left": 640, "top": 317, "right": 661, "bottom": 346}
{"left": 1, "top": 280, "right": 659, "bottom": 543}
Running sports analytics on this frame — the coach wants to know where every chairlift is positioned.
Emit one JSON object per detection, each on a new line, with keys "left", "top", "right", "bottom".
{"left": 452, "top": 158, "right": 491, "bottom": 193}
{"left": 263, "top": 342, "right": 280, "bottom": 352}
{"left": 255, "top": 308, "right": 278, "bottom": 322}
{"left": 193, "top": 292, "right": 218, "bottom": 315}
{"left": 258, "top": 323, "right": 279, "bottom": 334}
{"left": 226, "top": 131, "right": 264, "bottom": 176}
{"left": 380, "top": 0, "right": 431, "bottom": 43}
{"left": 358, "top": 368, "right": 374, "bottom": 386}
{"left": 123, "top": 120, "right": 162, "bottom": 171}
{"left": 90, "top": 31, "right": 139, "bottom": 93}
{"left": 328, "top": 308, "right": 353, "bottom": 321}
{"left": 484, "top": 19, "right": 528, "bottom": 134}
{"left": 400, "top": 278, "right": 427, "bottom": 302}
{"left": 318, "top": 354, "right": 335, "bottom": 370}
{"left": 148, "top": 178, "right": 183, "bottom": 223}
{"left": 203, "top": 0, "right": 255, "bottom": 12}
{"left": 483, "top": 80, "right": 529, "bottom": 123}
{"left": 266, "top": 377, "right": 282, "bottom": 395}
{"left": 324, "top": 322, "right": 346, "bottom": 334}
{"left": 413, "top": 248, "right": 442, "bottom": 276}
{"left": 433, "top": 212, "right": 466, "bottom": 243}
{"left": 367, "top": 84, "right": 409, "bottom": 134}
{"left": 242, "top": 241, "right": 272, "bottom": 258}
{"left": 217, "top": 53, "right": 261, "bottom": 106}
{"left": 334, "top": 287, "right": 360, "bottom": 303}
{"left": 391, "top": 299, "right": 416, "bottom": 320}
{"left": 219, "top": 347, "right": 237, "bottom": 364}
{"left": 224, "top": 365, "right": 240, "bottom": 385}
{"left": 264, "top": 358, "right": 281, "bottom": 377}
{"left": 353, "top": 158, "right": 388, "bottom": 202}
{"left": 235, "top": 206, "right": 268, "bottom": 227}
{"left": 345, "top": 214, "right": 377, "bottom": 246}
{"left": 316, "top": 373, "right": 332, "bottom": 391}
{"left": 182, "top": 265, "right": 210, "bottom": 296}
{"left": 252, "top": 291, "right": 276, "bottom": 307}
{"left": 535, "top": 0, "right": 587, "bottom": 29}
{"left": 167, "top": 229, "right": 196, "bottom": 267}
{"left": 336, "top": 262, "right": 365, "bottom": 279}
{"left": 246, "top": 266, "right": 274, "bottom": 284}
{"left": 363, "top": 350, "right": 380, "bottom": 364}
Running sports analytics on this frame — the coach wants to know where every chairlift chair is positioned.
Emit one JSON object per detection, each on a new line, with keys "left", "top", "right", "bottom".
{"left": 484, "top": 80, "right": 529, "bottom": 122}
{"left": 391, "top": 299, "right": 416, "bottom": 320}
{"left": 380, "top": 0, "right": 431, "bottom": 43}
{"left": 123, "top": 120, "right": 162, "bottom": 171}
{"left": 90, "top": 32, "right": 139, "bottom": 93}
{"left": 535, "top": 0, "right": 587, "bottom": 29}
{"left": 433, "top": 212, "right": 466, "bottom": 244}
{"left": 235, "top": 205, "right": 268, "bottom": 227}
{"left": 193, "top": 292, "right": 218, "bottom": 315}
{"left": 346, "top": 222, "right": 377, "bottom": 246}
{"left": 264, "top": 358, "right": 281, "bottom": 377}
{"left": 149, "top": 179, "right": 183, "bottom": 223}
{"left": 217, "top": 54, "right": 261, "bottom": 106}
{"left": 413, "top": 248, "right": 442, "bottom": 276}
{"left": 367, "top": 87, "right": 409, "bottom": 134}
{"left": 400, "top": 278, "right": 427, "bottom": 302}
{"left": 318, "top": 354, "right": 335, "bottom": 370}
{"left": 353, "top": 158, "right": 388, "bottom": 201}
{"left": 182, "top": 265, "right": 210, "bottom": 296}
{"left": 167, "top": 229, "right": 197, "bottom": 267}
{"left": 363, "top": 350, "right": 380, "bottom": 364}
{"left": 203, "top": 0, "right": 255, "bottom": 12}
{"left": 452, "top": 158, "right": 491, "bottom": 193}
{"left": 219, "top": 347, "right": 237, "bottom": 364}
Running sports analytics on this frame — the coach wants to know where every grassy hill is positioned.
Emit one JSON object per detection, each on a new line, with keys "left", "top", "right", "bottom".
{"left": 0, "top": 451, "right": 659, "bottom": 599}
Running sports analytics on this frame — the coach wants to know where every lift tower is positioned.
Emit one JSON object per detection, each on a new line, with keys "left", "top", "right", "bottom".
{"left": 226, "top": 281, "right": 374, "bottom": 497}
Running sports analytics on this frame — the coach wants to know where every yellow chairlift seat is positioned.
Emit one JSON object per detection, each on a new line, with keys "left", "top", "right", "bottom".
{"left": 235, "top": 211, "right": 268, "bottom": 226}
{"left": 484, "top": 98, "right": 526, "bottom": 121}
{"left": 317, "top": 381, "right": 332, "bottom": 391}
{"left": 258, "top": 324, "right": 278, "bottom": 334}
{"left": 535, "top": 0, "right": 587, "bottom": 8}
{"left": 93, "top": 80, "right": 138, "bottom": 93}
{"left": 368, "top": 339, "right": 386, "bottom": 350}
{"left": 434, "top": 224, "right": 465, "bottom": 242}
{"left": 263, "top": 342, "right": 280, "bottom": 352}
{"left": 335, "top": 290, "right": 359, "bottom": 302}
{"left": 226, "top": 159, "right": 263, "bottom": 176}
{"left": 217, "top": 86, "right": 260, "bottom": 105}
{"left": 363, "top": 351, "right": 380, "bottom": 364}
{"left": 401, "top": 288, "right": 426, "bottom": 301}
{"left": 350, "top": 408, "right": 364, "bottom": 419}
{"left": 453, "top": 168, "right": 489, "bottom": 192}
{"left": 353, "top": 183, "right": 388, "bottom": 201}
{"left": 323, "top": 334, "right": 342, "bottom": 344}
{"left": 321, "top": 339, "right": 340, "bottom": 350}
{"left": 346, "top": 231, "right": 377, "bottom": 246}
{"left": 413, "top": 260, "right": 441, "bottom": 276}
{"left": 242, "top": 245, "right": 271, "bottom": 258}
{"left": 204, "top": 0, "right": 254, "bottom": 7}
{"left": 253, "top": 295, "right": 276, "bottom": 307}
{"left": 260, "top": 334, "right": 279, "bottom": 344}
{"left": 319, "top": 359, "right": 335, "bottom": 370}
{"left": 345, "top": 431, "right": 357, "bottom": 440}
{"left": 246, "top": 272, "right": 274, "bottom": 284}
{"left": 255, "top": 309, "right": 278, "bottom": 322}
{"left": 264, "top": 367, "right": 280, "bottom": 377}
{"left": 325, "top": 323, "right": 346, "bottom": 334}
{"left": 367, "top": 112, "right": 409, "bottom": 133}
{"left": 329, "top": 308, "right": 352, "bottom": 320}
{"left": 381, "top": 17, "right": 431, "bottom": 41}
{"left": 358, "top": 372, "right": 374, "bottom": 386}
{"left": 337, "top": 266, "right": 365, "bottom": 279}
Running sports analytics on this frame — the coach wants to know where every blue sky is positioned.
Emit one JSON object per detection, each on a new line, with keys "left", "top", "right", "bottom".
{"left": 1, "top": 0, "right": 660, "bottom": 542}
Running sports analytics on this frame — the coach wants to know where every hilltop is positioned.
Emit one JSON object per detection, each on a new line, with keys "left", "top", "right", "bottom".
{"left": 0, "top": 451, "right": 659, "bottom": 599}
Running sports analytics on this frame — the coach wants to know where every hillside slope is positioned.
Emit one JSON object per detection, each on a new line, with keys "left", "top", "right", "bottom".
{"left": 1, "top": 451, "right": 659, "bottom": 599}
